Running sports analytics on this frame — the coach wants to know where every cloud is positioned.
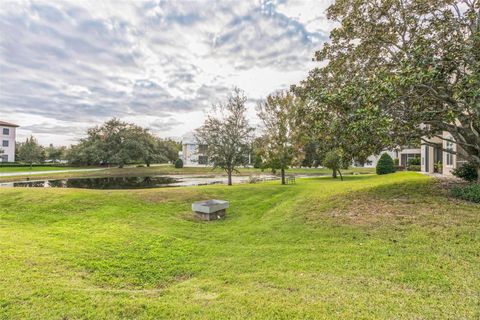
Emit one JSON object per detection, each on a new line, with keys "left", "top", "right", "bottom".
{"left": 0, "top": 0, "right": 334, "bottom": 145}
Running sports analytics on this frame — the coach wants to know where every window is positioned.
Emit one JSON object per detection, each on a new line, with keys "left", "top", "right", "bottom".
{"left": 198, "top": 144, "right": 208, "bottom": 154}
{"left": 2, "top": 140, "right": 8, "bottom": 147}
{"left": 0, "top": 155, "right": 7, "bottom": 162}
{"left": 2, "top": 128, "right": 9, "bottom": 135}
{"left": 446, "top": 139, "right": 454, "bottom": 166}
{"left": 198, "top": 155, "right": 208, "bottom": 165}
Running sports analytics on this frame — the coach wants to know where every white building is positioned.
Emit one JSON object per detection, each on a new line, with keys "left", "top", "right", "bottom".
{"left": 361, "top": 147, "right": 421, "bottom": 168}
{"left": 421, "top": 131, "right": 467, "bottom": 176}
{"left": 180, "top": 132, "right": 208, "bottom": 166}
{"left": 0, "top": 120, "right": 19, "bottom": 162}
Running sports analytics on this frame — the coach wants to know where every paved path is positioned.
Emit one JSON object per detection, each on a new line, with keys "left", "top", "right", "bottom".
{"left": 0, "top": 168, "right": 104, "bottom": 177}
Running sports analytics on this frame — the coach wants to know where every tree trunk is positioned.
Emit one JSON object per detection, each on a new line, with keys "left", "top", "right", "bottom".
{"left": 281, "top": 168, "right": 286, "bottom": 185}
{"left": 338, "top": 169, "right": 343, "bottom": 181}
{"left": 227, "top": 171, "right": 232, "bottom": 186}
{"left": 332, "top": 169, "right": 337, "bottom": 179}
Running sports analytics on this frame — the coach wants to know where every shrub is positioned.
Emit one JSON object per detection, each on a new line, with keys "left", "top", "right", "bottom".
{"left": 174, "top": 158, "right": 183, "bottom": 169}
{"left": 376, "top": 153, "right": 396, "bottom": 175}
{"left": 407, "top": 165, "right": 421, "bottom": 171}
{"left": 452, "top": 161, "right": 479, "bottom": 182}
{"left": 407, "top": 157, "right": 421, "bottom": 166}
{"left": 452, "top": 184, "right": 480, "bottom": 203}
{"left": 394, "top": 158, "right": 399, "bottom": 166}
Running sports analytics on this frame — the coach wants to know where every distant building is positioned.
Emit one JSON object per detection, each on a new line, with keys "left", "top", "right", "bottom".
{"left": 0, "top": 120, "right": 19, "bottom": 162}
{"left": 180, "top": 132, "right": 208, "bottom": 166}
{"left": 359, "top": 147, "right": 421, "bottom": 168}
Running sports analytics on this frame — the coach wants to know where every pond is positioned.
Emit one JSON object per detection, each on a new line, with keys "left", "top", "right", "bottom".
{"left": 0, "top": 175, "right": 279, "bottom": 189}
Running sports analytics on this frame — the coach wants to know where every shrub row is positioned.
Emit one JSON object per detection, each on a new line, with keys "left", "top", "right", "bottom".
{"left": 407, "top": 165, "right": 421, "bottom": 171}
{"left": 452, "top": 184, "right": 480, "bottom": 203}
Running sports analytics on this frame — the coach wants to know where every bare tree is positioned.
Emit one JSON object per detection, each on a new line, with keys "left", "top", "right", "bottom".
{"left": 195, "top": 88, "right": 254, "bottom": 185}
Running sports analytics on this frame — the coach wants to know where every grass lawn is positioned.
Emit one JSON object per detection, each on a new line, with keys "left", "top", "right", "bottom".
{"left": 0, "top": 172, "right": 478, "bottom": 319}
{"left": 0, "top": 164, "right": 374, "bottom": 182}
{"left": 0, "top": 166, "right": 84, "bottom": 173}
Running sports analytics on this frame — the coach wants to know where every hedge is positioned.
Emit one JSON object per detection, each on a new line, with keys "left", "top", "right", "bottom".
{"left": 452, "top": 184, "right": 480, "bottom": 203}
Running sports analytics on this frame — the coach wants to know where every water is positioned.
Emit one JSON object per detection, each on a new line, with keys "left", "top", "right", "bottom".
{"left": 0, "top": 175, "right": 279, "bottom": 189}
{"left": 1, "top": 176, "right": 177, "bottom": 189}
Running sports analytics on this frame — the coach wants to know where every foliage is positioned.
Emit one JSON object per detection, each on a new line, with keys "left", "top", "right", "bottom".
{"left": 407, "top": 165, "right": 421, "bottom": 172}
{"left": 16, "top": 136, "right": 45, "bottom": 167}
{"left": 407, "top": 158, "right": 421, "bottom": 166}
{"left": 299, "top": 0, "right": 480, "bottom": 173}
{"left": 376, "top": 153, "right": 396, "bottom": 175}
{"left": 301, "top": 141, "right": 320, "bottom": 167}
{"left": 45, "top": 144, "right": 66, "bottom": 163}
{"left": 195, "top": 88, "right": 254, "bottom": 185}
{"left": 452, "top": 183, "right": 480, "bottom": 203}
{"left": 250, "top": 137, "right": 264, "bottom": 169}
{"left": 323, "top": 149, "right": 349, "bottom": 180}
{"left": 452, "top": 161, "right": 479, "bottom": 182}
{"left": 257, "top": 91, "right": 300, "bottom": 184}
{"left": 66, "top": 118, "right": 170, "bottom": 167}
{"left": 174, "top": 158, "right": 183, "bottom": 169}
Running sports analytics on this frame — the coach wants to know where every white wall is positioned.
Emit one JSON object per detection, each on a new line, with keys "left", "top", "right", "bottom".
{"left": 0, "top": 126, "right": 16, "bottom": 162}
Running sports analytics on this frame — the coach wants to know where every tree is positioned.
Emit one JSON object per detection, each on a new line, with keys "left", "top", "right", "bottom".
{"left": 376, "top": 153, "right": 396, "bottom": 175}
{"left": 323, "top": 149, "right": 349, "bottom": 180}
{"left": 195, "top": 88, "right": 254, "bottom": 185}
{"left": 158, "top": 139, "right": 181, "bottom": 163}
{"left": 257, "top": 91, "right": 299, "bottom": 184}
{"left": 293, "top": 76, "right": 389, "bottom": 176}
{"left": 301, "top": 141, "right": 320, "bottom": 168}
{"left": 45, "top": 144, "right": 66, "bottom": 163}
{"left": 306, "top": 0, "right": 480, "bottom": 178}
{"left": 17, "top": 136, "right": 45, "bottom": 168}
{"left": 66, "top": 118, "right": 168, "bottom": 167}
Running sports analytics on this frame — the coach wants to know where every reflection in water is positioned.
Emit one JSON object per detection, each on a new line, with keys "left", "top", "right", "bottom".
{"left": 11, "top": 176, "right": 178, "bottom": 190}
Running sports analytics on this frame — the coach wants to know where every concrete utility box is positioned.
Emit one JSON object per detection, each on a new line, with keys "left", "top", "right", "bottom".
{"left": 192, "top": 199, "right": 229, "bottom": 221}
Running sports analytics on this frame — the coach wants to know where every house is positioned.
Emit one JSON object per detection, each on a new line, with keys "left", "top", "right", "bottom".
{"left": 361, "top": 147, "right": 421, "bottom": 168}
{"left": 180, "top": 132, "right": 208, "bottom": 166}
{"left": 421, "top": 131, "right": 467, "bottom": 176}
{"left": 0, "top": 120, "right": 19, "bottom": 162}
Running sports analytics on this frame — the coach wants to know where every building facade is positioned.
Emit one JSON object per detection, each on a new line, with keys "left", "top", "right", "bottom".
{"left": 421, "top": 131, "right": 466, "bottom": 176}
{"left": 180, "top": 132, "right": 208, "bottom": 166}
{"left": 0, "top": 120, "right": 19, "bottom": 162}
{"left": 361, "top": 147, "right": 421, "bottom": 168}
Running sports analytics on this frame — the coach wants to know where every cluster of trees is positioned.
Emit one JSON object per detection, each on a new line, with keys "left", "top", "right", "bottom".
{"left": 12, "top": 137, "right": 66, "bottom": 167}
{"left": 197, "top": 0, "right": 479, "bottom": 184}
{"left": 12, "top": 119, "right": 180, "bottom": 168}
{"left": 67, "top": 119, "right": 179, "bottom": 167}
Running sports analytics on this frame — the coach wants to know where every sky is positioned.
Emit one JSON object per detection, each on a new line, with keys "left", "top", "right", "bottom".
{"left": 0, "top": 0, "right": 334, "bottom": 146}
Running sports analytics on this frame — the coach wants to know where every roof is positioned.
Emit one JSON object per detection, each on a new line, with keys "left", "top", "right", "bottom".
{"left": 0, "top": 120, "right": 19, "bottom": 127}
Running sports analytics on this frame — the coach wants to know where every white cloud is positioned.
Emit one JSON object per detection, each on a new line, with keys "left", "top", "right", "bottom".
{"left": 0, "top": 0, "right": 334, "bottom": 146}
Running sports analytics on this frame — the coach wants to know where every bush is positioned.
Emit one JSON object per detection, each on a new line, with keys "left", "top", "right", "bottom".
{"left": 407, "top": 157, "right": 421, "bottom": 166}
{"left": 452, "top": 184, "right": 480, "bottom": 203}
{"left": 376, "top": 153, "right": 396, "bottom": 175}
{"left": 452, "top": 162, "right": 479, "bottom": 182}
{"left": 174, "top": 158, "right": 184, "bottom": 169}
{"left": 407, "top": 165, "right": 421, "bottom": 171}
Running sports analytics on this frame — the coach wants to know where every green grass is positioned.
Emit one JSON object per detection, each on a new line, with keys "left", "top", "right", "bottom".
{"left": 0, "top": 172, "right": 478, "bottom": 319}
{"left": 0, "top": 166, "right": 83, "bottom": 173}
{"left": 0, "top": 164, "right": 374, "bottom": 182}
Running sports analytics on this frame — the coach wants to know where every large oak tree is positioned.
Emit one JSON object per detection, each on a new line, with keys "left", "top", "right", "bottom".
{"left": 302, "top": 0, "right": 479, "bottom": 174}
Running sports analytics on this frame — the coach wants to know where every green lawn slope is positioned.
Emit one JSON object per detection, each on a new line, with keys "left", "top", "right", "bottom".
{"left": 0, "top": 172, "right": 478, "bottom": 319}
